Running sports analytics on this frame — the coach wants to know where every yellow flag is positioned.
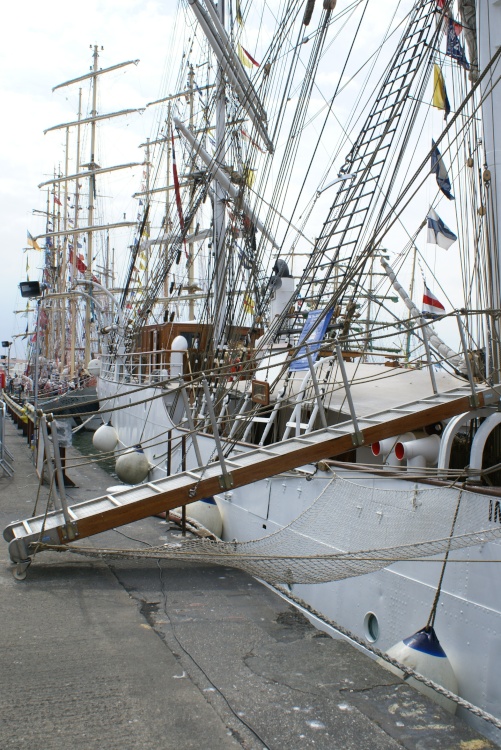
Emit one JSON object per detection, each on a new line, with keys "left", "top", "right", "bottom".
{"left": 243, "top": 164, "right": 256, "bottom": 189}
{"left": 243, "top": 294, "right": 255, "bottom": 313}
{"left": 432, "top": 64, "right": 450, "bottom": 117}
{"left": 27, "top": 231, "right": 42, "bottom": 252}
{"left": 237, "top": 43, "right": 259, "bottom": 69}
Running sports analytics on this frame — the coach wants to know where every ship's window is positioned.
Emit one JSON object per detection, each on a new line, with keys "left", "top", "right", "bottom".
{"left": 364, "top": 612, "right": 379, "bottom": 642}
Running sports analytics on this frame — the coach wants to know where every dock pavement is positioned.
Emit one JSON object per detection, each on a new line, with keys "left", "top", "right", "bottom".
{"left": 0, "top": 409, "right": 498, "bottom": 750}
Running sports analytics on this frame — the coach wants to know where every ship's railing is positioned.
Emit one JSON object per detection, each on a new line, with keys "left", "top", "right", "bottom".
{"left": 99, "top": 349, "right": 183, "bottom": 385}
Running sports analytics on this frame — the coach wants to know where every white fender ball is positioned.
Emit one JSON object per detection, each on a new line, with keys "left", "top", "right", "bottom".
{"left": 171, "top": 497, "right": 223, "bottom": 537}
{"left": 115, "top": 445, "right": 150, "bottom": 484}
{"left": 92, "top": 422, "right": 119, "bottom": 453}
{"left": 187, "top": 497, "right": 223, "bottom": 537}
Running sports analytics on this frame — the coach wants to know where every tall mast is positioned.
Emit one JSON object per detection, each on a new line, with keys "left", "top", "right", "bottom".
{"left": 213, "top": 0, "right": 227, "bottom": 346}
{"left": 84, "top": 44, "right": 99, "bottom": 369}
{"left": 45, "top": 187, "right": 52, "bottom": 361}
{"left": 478, "top": 0, "right": 501, "bottom": 382}
{"left": 53, "top": 172, "right": 61, "bottom": 361}
{"left": 69, "top": 88, "right": 82, "bottom": 379}
{"left": 105, "top": 231, "right": 111, "bottom": 292}
{"left": 188, "top": 65, "right": 196, "bottom": 322}
{"left": 60, "top": 126, "right": 70, "bottom": 368}
{"left": 163, "top": 105, "right": 172, "bottom": 308}
{"left": 145, "top": 137, "right": 151, "bottom": 286}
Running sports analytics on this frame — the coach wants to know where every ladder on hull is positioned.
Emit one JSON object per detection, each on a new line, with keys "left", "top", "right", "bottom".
{"left": 4, "top": 385, "right": 498, "bottom": 570}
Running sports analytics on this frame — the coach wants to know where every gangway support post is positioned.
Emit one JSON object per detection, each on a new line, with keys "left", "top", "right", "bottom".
{"left": 457, "top": 313, "right": 479, "bottom": 407}
{"left": 179, "top": 377, "right": 203, "bottom": 467}
{"left": 335, "top": 345, "right": 363, "bottom": 446}
{"left": 306, "top": 346, "right": 328, "bottom": 429}
{"left": 201, "top": 378, "right": 233, "bottom": 490}
{"left": 44, "top": 414, "right": 77, "bottom": 541}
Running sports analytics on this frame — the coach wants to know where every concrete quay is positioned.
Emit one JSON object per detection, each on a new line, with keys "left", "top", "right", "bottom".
{"left": 0, "top": 409, "right": 497, "bottom": 750}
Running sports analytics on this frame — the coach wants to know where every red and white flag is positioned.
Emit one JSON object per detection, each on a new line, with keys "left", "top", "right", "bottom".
{"left": 241, "top": 127, "right": 266, "bottom": 154}
{"left": 422, "top": 284, "right": 446, "bottom": 318}
{"left": 237, "top": 43, "right": 259, "bottom": 69}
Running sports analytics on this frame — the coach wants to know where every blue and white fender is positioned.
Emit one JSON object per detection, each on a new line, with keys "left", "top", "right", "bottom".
{"left": 382, "top": 626, "right": 458, "bottom": 713}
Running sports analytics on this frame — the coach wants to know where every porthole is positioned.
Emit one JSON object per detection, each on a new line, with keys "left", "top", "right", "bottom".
{"left": 364, "top": 612, "right": 379, "bottom": 642}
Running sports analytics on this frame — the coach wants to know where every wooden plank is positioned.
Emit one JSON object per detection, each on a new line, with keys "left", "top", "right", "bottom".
{"left": 53, "top": 390, "right": 491, "bottom": 541}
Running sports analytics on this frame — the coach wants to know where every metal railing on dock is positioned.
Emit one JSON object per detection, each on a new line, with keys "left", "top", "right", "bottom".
{"left": 2, "top": 393, "right": 35, "bottom": 447}
{"left": 0, "top": 400, "right": 14, "bottom": 476}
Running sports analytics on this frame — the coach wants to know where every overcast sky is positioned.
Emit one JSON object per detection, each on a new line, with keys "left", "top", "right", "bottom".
{"left": 0, "top": 0, "right": 179, "bottom": 364}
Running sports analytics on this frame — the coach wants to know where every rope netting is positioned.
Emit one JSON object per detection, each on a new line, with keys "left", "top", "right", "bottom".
{"left": 42, "top": 474, "right": 501, "bottom": 584}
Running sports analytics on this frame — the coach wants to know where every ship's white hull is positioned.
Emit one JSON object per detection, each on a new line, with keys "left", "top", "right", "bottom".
{"left": 215, "top": 469, "right": 501, "bottom": 744}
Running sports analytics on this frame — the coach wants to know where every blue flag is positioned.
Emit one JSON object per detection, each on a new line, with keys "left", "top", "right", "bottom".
{"left": 426, "top": 208, "right": 457, "bottom": 249}
{"left": 446, "top": 18, "right": 469, "bottom": 70}
{"left": 290, "top": 309, "right": 334, "bottom": 371}
{"left": 431, "top": 140, "right": 454, "bottom": 200}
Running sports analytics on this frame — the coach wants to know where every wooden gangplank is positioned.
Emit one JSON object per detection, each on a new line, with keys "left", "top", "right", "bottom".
{"left": 4, "top": 385, "right": 497, "bottom": 565}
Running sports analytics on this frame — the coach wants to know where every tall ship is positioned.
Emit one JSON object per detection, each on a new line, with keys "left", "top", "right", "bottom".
{"left": 5, "top": 0, "right": 501, "bottom": 743}
{"left": 12, "top": 46, "right": 143, "bottom": 424}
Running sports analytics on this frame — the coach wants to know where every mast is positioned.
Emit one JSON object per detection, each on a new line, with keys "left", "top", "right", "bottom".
{"left": 105, "top": 231, "right": 111, "bottom": 293}
{"left": 69, "top": 88, "right": 82, "bottom": 380}
{"left": 45, "top": 187, "right": 51, "bottom": 362}
{"left": 60, "top": 126, "right": 70, "bottom": 369}
{"left": 188, "top": 65, "right": 196, "bottom": 322}
{"left": 84, "top": 45, "right": 99, "bottom": 369}
{"left": 144, "top": 137, "right": 151, "bottom": 287}
{"left": 53, "top": 174, "right": 61, "bottom": 363}
{"left": 164, "top": 105, "right": 172, "bottom": 309}
{"left": 478, "top": 0, "right": 501, "bottom": 382}
{"left": 213, "top": 0, "right": 227, "bottom": 347}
